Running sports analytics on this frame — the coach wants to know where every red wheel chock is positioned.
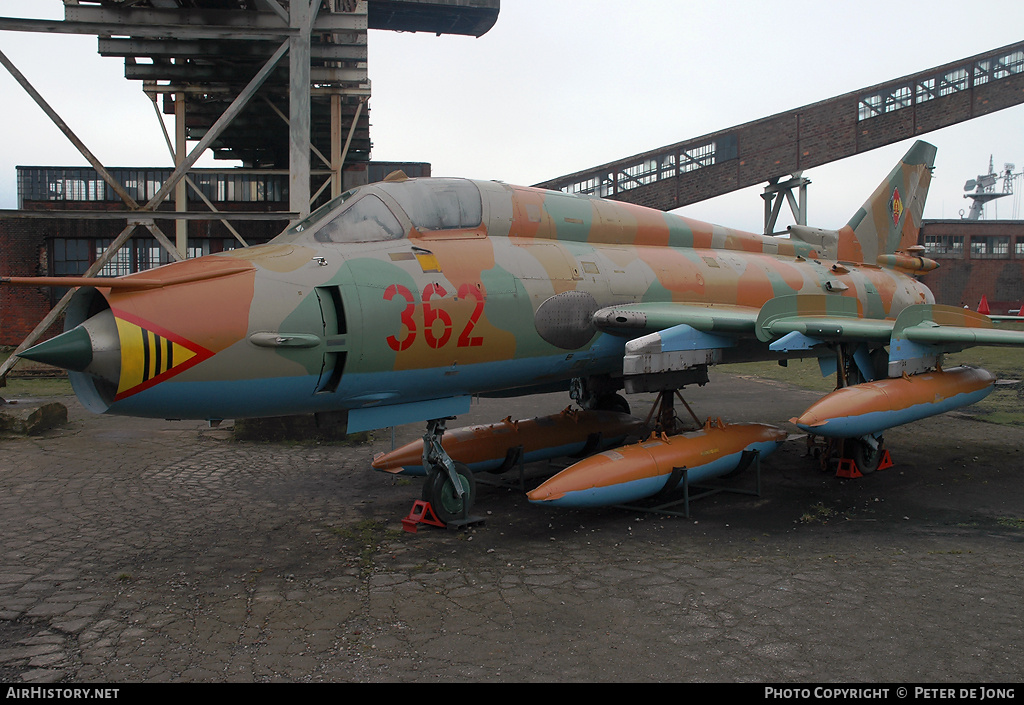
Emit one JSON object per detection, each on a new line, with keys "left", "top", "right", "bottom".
{"left": 876, "top": 449, "right": 894, "bottom": 471}
{"left": 835, "top": 449, "right": 893, "bottom": 479}
{"left": 836, "top": 458, "right": 861, "bottom": 479}
{"left": 402, "top": 500, "right": 446, "bottom": 532}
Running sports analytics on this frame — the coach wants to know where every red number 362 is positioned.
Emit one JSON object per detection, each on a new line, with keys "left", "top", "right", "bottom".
{"left": 384, "top": 283, "right": 484, "bottom": 352}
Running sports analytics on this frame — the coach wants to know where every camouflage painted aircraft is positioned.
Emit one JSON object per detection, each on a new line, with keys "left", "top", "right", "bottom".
{"left": 9, "top": 140, "right": 1024, "bottom": 520}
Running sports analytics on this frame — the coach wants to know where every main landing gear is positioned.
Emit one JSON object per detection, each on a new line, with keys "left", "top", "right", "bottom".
{"left": 809, "top": 343, "right": 893, "bottom": 477}
{"left": 809, "top": 435, "right": 892, "bottom": 477}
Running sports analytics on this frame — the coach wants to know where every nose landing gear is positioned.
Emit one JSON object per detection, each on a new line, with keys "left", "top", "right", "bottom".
{"left": 419, "top": 417, "right": 482, "bottom": 527}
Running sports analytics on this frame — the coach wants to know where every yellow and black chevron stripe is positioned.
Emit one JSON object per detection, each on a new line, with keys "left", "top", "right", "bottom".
{"left": 115, "top": 316, "right": 200, "bottom": 398}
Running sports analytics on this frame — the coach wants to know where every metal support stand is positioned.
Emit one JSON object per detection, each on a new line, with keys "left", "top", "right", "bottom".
{"left": 471, "top": 445, "right": 531, "bottom": 493}
{"left": 612, "top": 450, "right": 764, "bottom": 518}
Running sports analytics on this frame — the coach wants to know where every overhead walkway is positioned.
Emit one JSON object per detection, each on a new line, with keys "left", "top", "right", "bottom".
{"left": 534, "top": 41, "right": 1024, "bottom": 232}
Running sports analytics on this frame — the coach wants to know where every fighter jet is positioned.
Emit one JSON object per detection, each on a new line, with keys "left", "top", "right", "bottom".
{"left": 8, "top": 140, "right": 1024, "bottom": 520}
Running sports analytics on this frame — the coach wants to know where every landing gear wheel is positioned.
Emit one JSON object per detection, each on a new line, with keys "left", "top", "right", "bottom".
{"left": 594, "top": 393, "right": 630, "bottom": 415}
{"left": 851, "top": 437, "right": 885, "bottom": 475}
{"left": 426, "top": 463, "right": 476, "bottom": 524}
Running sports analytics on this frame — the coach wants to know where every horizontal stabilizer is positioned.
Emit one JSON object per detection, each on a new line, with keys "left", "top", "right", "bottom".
{"left": 755, "top": 294, "right": 893, "bottom": 343}
{"left": 890, "top": 304, "right": 1024, "bottom": 375}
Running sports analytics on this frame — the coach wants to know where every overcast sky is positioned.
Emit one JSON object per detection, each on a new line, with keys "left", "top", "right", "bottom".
{"left": 1, "top": 0, "right": 1023, "bottom": 233}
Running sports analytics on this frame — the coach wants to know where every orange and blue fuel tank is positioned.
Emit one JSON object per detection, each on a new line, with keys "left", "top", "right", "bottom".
{"left": 371, "top": 407, "right": 642, "bottom": 475}
{"left": 792, "top": 366, "right": 995, "bottom": 438}
{"left": 527, "top": 420, "right": 787, "bottom": 507}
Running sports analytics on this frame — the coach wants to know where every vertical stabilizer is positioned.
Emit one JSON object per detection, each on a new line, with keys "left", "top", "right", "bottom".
{"left": 837, "top": 140, "right": 936, "bottom": 263}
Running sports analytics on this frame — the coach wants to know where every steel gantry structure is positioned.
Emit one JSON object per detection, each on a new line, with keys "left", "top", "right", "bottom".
{"left": 0, "top": 0, "right": 500, "bottom": 382}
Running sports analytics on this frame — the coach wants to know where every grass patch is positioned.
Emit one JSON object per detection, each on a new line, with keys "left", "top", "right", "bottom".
{"left": 330, "top": 519, "right": 400, "bottom": 578}
{"left": 1, "top": 348, "right": 73, "bottom": 399}
{"left": 996, "top": 516, "right": 1024, "bottom": 531}
{"left": 1, "top": 376, "right": 74, "bottom": 399}
{"left": 798, "top": 502, "right": 839, "bottom": 524}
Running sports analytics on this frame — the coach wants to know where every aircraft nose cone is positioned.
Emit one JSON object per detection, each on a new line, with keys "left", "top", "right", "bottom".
{"left": 19, "top": 326, "right": 94, "bottom": 371}
{"left": 18, "top": 309, "right": 121, "bottom": 385}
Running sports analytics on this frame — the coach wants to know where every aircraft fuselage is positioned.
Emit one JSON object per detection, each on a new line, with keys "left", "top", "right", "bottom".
{"left": 57, "top": 177, "right": 933, "bottom": 431}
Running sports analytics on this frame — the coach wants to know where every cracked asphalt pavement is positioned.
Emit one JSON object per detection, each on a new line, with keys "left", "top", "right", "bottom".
{"left": 1, "top": 373, "right": 1023, "bottom": 682}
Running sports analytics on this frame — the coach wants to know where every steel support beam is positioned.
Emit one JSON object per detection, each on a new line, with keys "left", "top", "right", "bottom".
{"left": 144, "top": 40, "right": 289, "bottom": 213}
{"left": 288, "top": 2, "right": 314, "bottom": 220}
{"left": 0, "top": 48, "right": 144, "bottom": 212}
{"left": 0, "top": 222, "right": 138, "bottom": 382}
{"left": 339, "top": 97, "right": 366, "bottom": 193}
{"left": 762, "top": 174, "right": 810, "bottom": 235}
{"left": 0, "top": 210, "right": 295, "bottom": 221}
{"left": 331, "top": 94, "right": 343, "bottom": 199}
{"left": 0, "top": 47, "right": 183, "bottom": 264}
{"left": 175, "top": 92, "right": 188, "bottom": 257}
{"left": 0, "top": 16, "right": 296, "bottom": 40}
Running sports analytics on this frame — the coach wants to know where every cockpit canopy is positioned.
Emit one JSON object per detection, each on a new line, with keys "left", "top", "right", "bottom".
{"left": 274, "top": 177, "right": 483, "bottom": 244}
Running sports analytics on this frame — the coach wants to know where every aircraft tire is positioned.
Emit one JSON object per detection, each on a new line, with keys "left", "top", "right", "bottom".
{"left": 426, "top": 463, "right": 476, "bottom": 524}
{"left": 851, "top": 437, "right": 885, "bottom": 475}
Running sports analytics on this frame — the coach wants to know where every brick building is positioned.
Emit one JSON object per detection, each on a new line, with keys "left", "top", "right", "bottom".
{"left": 919, "top": 219, "right": 1024, "bottom": 313}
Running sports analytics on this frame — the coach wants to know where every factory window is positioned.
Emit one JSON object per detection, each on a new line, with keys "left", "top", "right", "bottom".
{"left": 969, "top": 236, "right": 1010, "bottom": 259}
{"left": 916, "top": 78, "right": 936, "bottom": 103}
{"left": 187, "top": 239, "right": 237, "bottom": 259}
{"left": 96, "top": 239, "right": 134, "bottom": 277}
{"left": 680, "top": 142, "right": 715, "bottom": 173}
{"left": 885, "top": 86, "right": 913, "bottom": 112}
{"left": 995, "top": 50, "right": 1024, "bottom": 79}
{"left": 922, "top": 235, "right": 964, "bottom": 257}
{"left": 17, "top": 166, "right": 288, "bottom": 206}
{"left": 564, "top": 175, "right": 610, "bottom": 197}
{"left": 939, "top": 68, "right": 969, "bottom": 96}
{"left": 858, "top": 94, "right": 882, "bottom": 121}
{"left": 974, "top": 60, "right": 992, "bottom": 86}
{"left": 50, "top": 237, "right": 232, "bottom": 279}
{"left": 52, "top": 238, "right": 91, "bottom": 276}
{"left": 660, "top": 154, "right": 677, "bottom": 179}
{"left": 1015, "top": 240, "right": 1024, "bottom": 258}
{"left": 619, "top": 159, "right": 660, "bottom": 189}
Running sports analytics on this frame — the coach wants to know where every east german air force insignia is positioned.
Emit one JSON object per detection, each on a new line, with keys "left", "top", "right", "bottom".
{"left": 889, "top": 187, "right": 904, "bottom": 226}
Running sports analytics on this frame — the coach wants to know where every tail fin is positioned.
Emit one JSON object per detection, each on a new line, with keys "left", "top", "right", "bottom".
{"left": 837, "top": 140, "right": 936, "bottom": 263}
